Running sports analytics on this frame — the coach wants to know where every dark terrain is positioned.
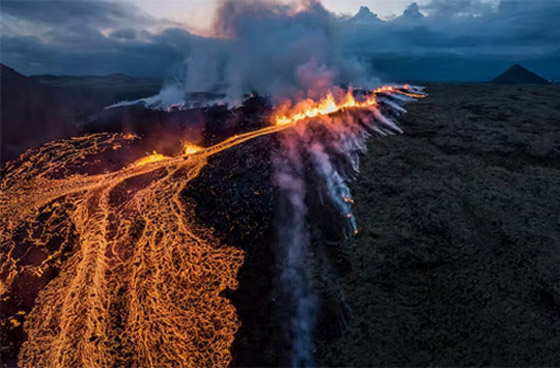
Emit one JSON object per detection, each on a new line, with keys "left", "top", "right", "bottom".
{"left": 315, "top": 83, "right": 560, "bottom": 366}
{"left": 184, "top": 83, "right": 560, "bottom": 367}
{"left": 1, "top": 65, "right": 559, "bottom": 366}
{"left": 0, "top": 64, "right": 161, "bottom": 163}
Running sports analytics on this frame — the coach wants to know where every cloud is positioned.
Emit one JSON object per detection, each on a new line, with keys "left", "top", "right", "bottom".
{"left": 0, "top": 0, "right": 153, "bottom": 27}
{"left": 109, "top": 28, "right": 140, "bottom": 41}
{"left": 0, "top": 0, "right": 559, "bottom": 82}
{"left": 0, "top": 0, "right": 191, "bottom": 77}
{"left": 180, "top": 0, "right": 373, "bottom": 102}
{"left": 421, "top": 0, "right": 496, "bottom": 17}
{"left": 340, "top": 0, "right": 560, "bottom": 80}
{"left": 0, "top": 30, "right": 188, "bottom": 78}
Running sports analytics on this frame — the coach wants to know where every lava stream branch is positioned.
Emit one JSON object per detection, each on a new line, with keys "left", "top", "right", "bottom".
{"left": 0, "top": 85, "right": 425, "bottom": 367}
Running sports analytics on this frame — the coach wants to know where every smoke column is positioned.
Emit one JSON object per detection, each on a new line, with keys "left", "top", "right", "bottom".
{"left": 273, "top": 133, "right": 318, "bottom": 367}
{"left": 133, "top": 0, "right": 376, "bottom": 109}
{"left": 269, "top": 87, "right": 423, "bottom": 365}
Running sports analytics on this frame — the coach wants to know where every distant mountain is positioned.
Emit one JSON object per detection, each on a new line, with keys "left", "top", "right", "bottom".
{"left": 1, "top": 63, "right": 30, "bottom": 86}
{"left": 491, "top": 64, "right": 550, "bottom": 85}
{"left": 349, "top": 6, "right": 382, "bottom": 23}
{"left": 0, "top": 63, "right": 162, "bottom": 163}
{"left": 401, "top": 2, "right": 424, "bottom": 20}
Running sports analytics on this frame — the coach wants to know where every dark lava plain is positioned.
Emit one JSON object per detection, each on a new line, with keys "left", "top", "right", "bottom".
{"left": 2, "top": 82, "right": 559, "bottom": 367}
{"left": 315, "top": 84, "right": 560, "bottom": 366}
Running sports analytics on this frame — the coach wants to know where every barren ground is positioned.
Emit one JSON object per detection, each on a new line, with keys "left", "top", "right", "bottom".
{"left": 315, "top": 84, "right": 560, "bottom": 366}
{"left": 2, "top": 83, "right": 559, "bottom": 367}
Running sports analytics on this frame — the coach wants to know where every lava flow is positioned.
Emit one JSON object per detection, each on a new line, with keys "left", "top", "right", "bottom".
{"left": 0, "top": 85, "right": 424, "bottom": 367}
{"left": 272, "top": 86, "right": 425, "bottom": 126}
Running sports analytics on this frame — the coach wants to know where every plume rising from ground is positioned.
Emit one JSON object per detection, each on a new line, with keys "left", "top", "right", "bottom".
{"left": 270, "top": 85, "right": 424, "bottom": 364}
{"left": 126, "top": 0, "right": 377, "bottom": 110}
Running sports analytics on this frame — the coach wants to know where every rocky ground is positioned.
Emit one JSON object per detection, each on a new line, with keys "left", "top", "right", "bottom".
{"left": 315, "top": 84, "right": 560, "bottom": 366}
{"left": 2, "top": 82, "right": 559, "bottom": 367}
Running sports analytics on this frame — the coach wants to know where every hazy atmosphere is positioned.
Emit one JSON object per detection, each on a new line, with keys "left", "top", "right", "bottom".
{"left": 1, "top": 0, "right": 559, "bottom": 81}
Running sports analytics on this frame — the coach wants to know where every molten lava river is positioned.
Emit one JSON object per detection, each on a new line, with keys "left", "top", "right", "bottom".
{"left": 0, "top": 86, "right": 424, "bottom": 367}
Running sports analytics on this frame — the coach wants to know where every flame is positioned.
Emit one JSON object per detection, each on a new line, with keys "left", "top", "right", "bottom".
{"left": 131, "top": 143, "right": 202, "bottom": 168}
{"left": 272, "top": 85, "right": 424, "bottom": 127}
{"left": 132, "top": 150, "right": 169, "bottom": 167}
{"left": 272, "top": 88, "right": 377, "bottom": 126}
{"left": 183, "top": 143, "right": 203, "bottom": 156}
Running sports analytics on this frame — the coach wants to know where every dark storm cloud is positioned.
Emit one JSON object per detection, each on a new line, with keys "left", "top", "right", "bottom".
{"left": 421, "top": 0, "right": 495, "bottom": 17}
{"left": 340, "top": 0, "right": 560, "bottom": 80}
{"left": 0, "top": 0, "right": 559, "bottom": 81}
{"left": 1, "top": 0, "right": 152, "bottom": 27}
{"left": 0, "top": 32, "right": 184, "bottom": 77}
{"left": 109, "top": 28, "right": 140, "bottom": 41}
{"left": 0, "top": 0, "right": 193, "bottom": 77}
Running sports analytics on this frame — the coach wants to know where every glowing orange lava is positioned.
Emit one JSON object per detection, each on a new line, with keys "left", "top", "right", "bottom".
{"left": 183, "top": 142, "right": 203, "bottom": 156}
{"left": 0, "top": 85, "right": 423, "bottom": 367}
{"left": 272, "top": 85, "right": 421, "bottom": 127}
{"left": 131, "top": 150, "right": 170, "bottom": 167}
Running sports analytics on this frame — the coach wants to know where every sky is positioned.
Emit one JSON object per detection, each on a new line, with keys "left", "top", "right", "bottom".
{"left": 125, "top": 0, "right": 445, "bottom": 32}
{"left": 1, "top": 0, "right": 558, "bottom": 82}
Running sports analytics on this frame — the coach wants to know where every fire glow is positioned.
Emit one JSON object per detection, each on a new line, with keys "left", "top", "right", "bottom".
{"left": 183, "top": 143, "right": 203, "bottom": 156}
{"left": 272, "top": 86, "right": 423, "bottom": 127}
{"left": 131, "top": 150, "right": 169, "bottom": 167}
{"left": 0, "top": 85, "right": 425, "bottom": 368}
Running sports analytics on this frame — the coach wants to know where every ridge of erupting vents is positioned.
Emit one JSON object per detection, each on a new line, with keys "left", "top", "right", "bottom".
{"left": 0, "top": 85, "right": 425, "bottom": 367}
{"left": 271, "top": 85, "right": 425, "bottom": 365}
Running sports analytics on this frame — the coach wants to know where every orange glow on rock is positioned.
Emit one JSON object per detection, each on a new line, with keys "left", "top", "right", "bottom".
{"left": 183, "top": 143, "right": 203, "bottom": 156}
{"left": 1, "top": 84, "right": 425, "bottom": 368}
{"left": 131, "top": 151, "right": 169, "bottom": 167}
{"left": 271, "top": 87, "right": 389, "bottom": 127}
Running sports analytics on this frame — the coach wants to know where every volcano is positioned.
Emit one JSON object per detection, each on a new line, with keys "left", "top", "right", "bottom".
{"left": 491, "top": 64, "right": 550, "bottom": 85}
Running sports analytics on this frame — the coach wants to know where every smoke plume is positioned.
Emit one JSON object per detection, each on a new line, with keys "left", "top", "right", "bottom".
{"left": 273, "top": 135, "right": 317, "bottom": 367}
{"left": 270, "top": 87, "right": 423, "bottom": 365}
{"left": 141, "top": 0, "right": 375, "bottom": 108}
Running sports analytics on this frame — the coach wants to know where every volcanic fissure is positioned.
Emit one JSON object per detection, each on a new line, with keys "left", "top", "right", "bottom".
{"left": 0, "top": 86, "right": 425, "bottom": 367}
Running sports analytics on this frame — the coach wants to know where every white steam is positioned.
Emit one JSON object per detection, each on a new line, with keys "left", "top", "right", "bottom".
{"left": 273, "top": 134, "right": 317, "bottom": 367}
{"left": 140, "top": 0, "right": 376, "bottom": 109}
